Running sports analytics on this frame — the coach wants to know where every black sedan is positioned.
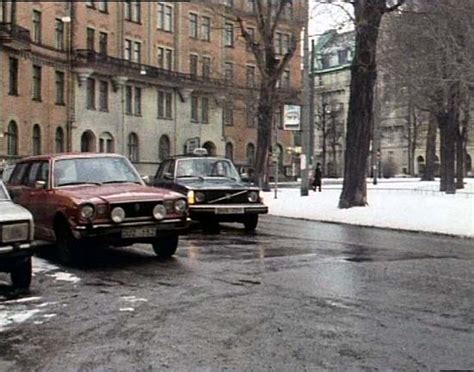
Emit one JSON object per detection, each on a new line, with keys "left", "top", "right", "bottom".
{"left": 153, "top": 152, "right": 268, "bottom": 232}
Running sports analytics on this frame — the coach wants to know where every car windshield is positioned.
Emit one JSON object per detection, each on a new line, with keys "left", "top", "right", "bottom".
{"left": 0, "top": 182, "right": 8, "bottom": 200}
{"left": 176, "top": 158, "right": 240, "bottom": 180}
{"left": 54, "top": 157, "right": 142, "bottom": 187}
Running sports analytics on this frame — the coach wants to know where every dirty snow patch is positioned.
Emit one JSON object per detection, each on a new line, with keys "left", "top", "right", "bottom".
{"left": 0, "top": 309, "right": 41, "bottom": 331}
{"left": 48, "top": 272, "right": 80, "bottom": 284}
{"left": 119, "top": 308, "right": 135, "bottom": 312}
{"left": 120, "top": 296, "right": 148, "bottom": 303}
{"left": 4, "top": 296, "right": 42, "bottom": 304}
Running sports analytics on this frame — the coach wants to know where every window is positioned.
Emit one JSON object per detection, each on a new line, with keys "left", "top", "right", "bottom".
{"left": 125, "top": 1, "right": 140, "bottom": 22}
{"left": 55, "top": 19, "right": 64, "bottom": 50}
{"left": 99, "top": 81, "right": 108, "bottom": 111}
{"left": 81, "top": 131, "right": 96, "bottom": 152}
{"left": 189, "top": 13, "right": 198, "bottom": 38}
{"left": 158, "top": 47, "right": 173, "bottom": 70}
{"left": 224, "top": 62, "right": 233, "bottom": 81}
{"left": 224, "top": 104, "right": 233, "bottom": 126}
{"left": 246, "top": 143, "right": 255, "bottom": 166}
{"left": 32, "top": 10, "right": 42, "bottom": 43}
{"left": 86, "top": 1, "right": 94, "bottom": 8}
{"left": 134, "top": 87, "right": 142, "bottom": 116}
{"left": 158, "top": 3, "right": 173, "bottom": 32}
{"left": 282, "top": 70, "right": 290, "bottom": 88}
{"left": 9, "top": 57, "right": 18, "bottom": 95}
{"left": 32, "top": 65, "right": 42, "bottom": 101}
{"left": 124, "top": 39, "right": 132, "bottom": 60}
{"left": 190, "top": 54, "right": 198, "bottom": 77}
{"left": 202, "top": 56, "right": 211, "bottom": 79}
{"left": 201, "top": 16, "right": 211, "bottom": 41}
{"left": 128, "top": 133, "right": 139, "bottom": 162}
{"left": 133, "top": 41, "right": 141, "bottom": 63}
{"left": 224, "top": 23, "right": 234, "bottom": 47}
{"left": 246, "top": 27, "right": 255, "bottom": 51}
{"left": 338, "top": 49, "right": 348, "bottom": 64}
{"left": 246, "top": 107, "right": 257, "bottom": 128}
{"left": 201, "top": 97, "right": 209, "bottom": 123}
{"left": 157, "top": 91, "right": 173, "bottom": 119}
{"left": 7, "top": 121, "right": 19, "bottom": 156}
{"left": 98, "top": 0, "right": 107, "bottom": 12}
{"left": 99, "top": 32, "right": 108, "bottom": 54}
{"left": 99, "top": 132, "right": 114, "bottom": 153}
{"left": 191, "top": 95, "right": 199, "bottom": 122}
{"left": 247, "top": 0, "right": 256, "bottom": 12}
{"left": 224, "top": 0, "right": 234, "bottom": 7}
{"left": 158, "top": 135, "right": 171, "bottom": 162}
{"left": 86, "top": 78, "right": 95, "bottom": 109}
{"left": 246, "top": 65, "right": 255, "bottom": 87}
{"left": 283, "top": 34, "right": 290, "bottom": 54}
{"left": 87, "top": 27, "right": 95, "bottom": 50}
{"left": 55, "top": 71, "right": 65, "bottom": 105}
{"left": 125, "top": 86, "right": 132, "bottom": 114}
{"left": 55, "top": 127, "right": 65, "bottom": 153}
{"left": 225, "top": 142, "right": 234, "bottom": 161}
{"left": 275, "top": 32, "right": 283, "bottom": 54}
{"left": 32, "top": 125, "right": 41, "bottom": 155}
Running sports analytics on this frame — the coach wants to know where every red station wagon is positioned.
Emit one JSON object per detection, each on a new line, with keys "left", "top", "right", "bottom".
{"left": 7, "top": 153, "right": 188, "bottom": 264}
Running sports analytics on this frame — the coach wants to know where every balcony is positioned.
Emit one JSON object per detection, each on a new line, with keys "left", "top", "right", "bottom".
{"left": 0, "top": 23, "right": 31, "bottom": 50}
{"left": 74, "top": 49, "right": 230, "bottom": 91}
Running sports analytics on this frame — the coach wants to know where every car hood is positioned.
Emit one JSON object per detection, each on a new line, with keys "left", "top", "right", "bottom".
{"left": 0, "top": 200, "right": 33, "bottom": 222}
{"left": 176, "top": 178, "right": 256, "bottom": 190}
{"left": 56, "top": 184, "right": 183, "bottom": 204}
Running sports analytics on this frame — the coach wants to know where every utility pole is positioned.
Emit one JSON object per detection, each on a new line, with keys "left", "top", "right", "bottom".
{"left": 300, "top": 1, "right": 310, "bottom": 196}
{"left": 309, "top": 39, "right": 315, "bottom": 168}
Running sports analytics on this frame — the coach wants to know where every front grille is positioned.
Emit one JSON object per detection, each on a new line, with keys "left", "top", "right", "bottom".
{"left": 112, "top": 202, "right": 159, "bottom": 219}
{"left": 0, "top": 221, "right": 30, "bottom": 244}
{"left": 205, "top": 190, "right": 249, "bottom": 205}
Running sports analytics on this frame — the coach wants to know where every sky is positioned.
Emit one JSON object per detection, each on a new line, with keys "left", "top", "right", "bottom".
{"left": 309, "top": 0, "right": 354, "bottom": 39}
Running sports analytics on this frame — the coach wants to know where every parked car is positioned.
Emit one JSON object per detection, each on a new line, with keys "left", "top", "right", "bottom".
{"left": 0, "top": 181, "right": 34, "bottom": 289}
{"left": 153, "top": 149, "right": 268, "bottom": 232}
{"left": 7, "top": 153, "right": 188, "bottom": 264}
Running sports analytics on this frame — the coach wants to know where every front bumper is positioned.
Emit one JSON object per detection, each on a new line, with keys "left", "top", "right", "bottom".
{"left": 0, "top": 242, "right": 33, "bottom": 272}
{"left": 189, "top": 203, "right": 268, "bottom": 220}
{"left": 72, "top": 218, "right": 189, "bottom": 241}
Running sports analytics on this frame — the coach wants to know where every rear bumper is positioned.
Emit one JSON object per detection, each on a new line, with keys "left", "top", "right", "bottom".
{"left": 189, "top": 204, "right": 268, "bottom": 220}
{"left": 72, "top": 218, "right": 189, "bottom": 241}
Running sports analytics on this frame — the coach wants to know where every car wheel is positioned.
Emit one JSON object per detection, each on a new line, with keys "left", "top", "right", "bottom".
{"left": 243, "top": 215, "right": 259, "bottom": 232}
{"left": 152, "top": 235, "right": 179, "bottom": 258}
{"left": 55, "top": 221, "right": 85, "bottom": 266}
{"left": 10, "top": 257, "right": 32, "bottom": 289}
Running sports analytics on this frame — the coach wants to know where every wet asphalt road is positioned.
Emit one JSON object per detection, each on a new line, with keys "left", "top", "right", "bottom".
{"left": 0, "top": 215, "right": 473, "bottom": 371}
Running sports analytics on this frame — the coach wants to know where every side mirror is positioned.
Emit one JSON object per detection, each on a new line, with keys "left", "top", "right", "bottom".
{"left": 164, "top": 172, "right": 173, "bottom": 180}
{"left": 141, "top": 175, "right": 150, "bottom": 185}
{"left": 240, "top": 173, "right": 250, "bottom": 183}
{"left": 35, "top": 180, "right": 46, "bottom": 189}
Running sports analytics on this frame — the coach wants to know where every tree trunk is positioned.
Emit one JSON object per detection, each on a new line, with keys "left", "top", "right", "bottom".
{"left": 339, "top": 5, "right": 383, "bottom": 208}
{"left": 438, "top": 114, "right": 447, "bottom": 191}
{"left": 254, "top": 84, "right": 274, "bottom": 189}
{"left": 444, "top": 82, "right": 459, "bottom": 194}
{"left": 422, "top": 112, "right": 437, "bottom": 181}
{"left": 455, "top": 130, "right": 465, "bottom": 189}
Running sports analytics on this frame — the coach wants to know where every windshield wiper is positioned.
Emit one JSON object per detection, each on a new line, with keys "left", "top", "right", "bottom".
{"left": 177, "top": 175, "right": 205, "bottom": 181}
{"left": 102, "top": 180, "right": 141, "bottom": 185}
{"left": 207, "top": 175, "right": 237, "bottom": 181}
{"left": 58, "top": 181, "right": 102, "bottom": 187}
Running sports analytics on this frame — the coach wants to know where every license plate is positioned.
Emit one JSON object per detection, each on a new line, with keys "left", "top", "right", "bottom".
{"left": 216, "top": 207, "right": 244, "bottom": 215}
{"left": 122, "top": 227, "right": 156, "bottom": 239}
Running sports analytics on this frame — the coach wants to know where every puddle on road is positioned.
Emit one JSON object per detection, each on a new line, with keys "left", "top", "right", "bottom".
{"left": 344, "top": 254, "right": 458, "bottom": 263}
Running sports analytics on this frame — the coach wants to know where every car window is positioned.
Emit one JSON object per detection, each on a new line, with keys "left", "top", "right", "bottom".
{"left": 9, "top": 163, "right": 30, "bottom": 186}
{"left": 175, "top": 158, "right": 239, "bottom": 179}
{"left": 0, "top": 182, "right": 8, "bottom": 200}
{"left": 38, "top": 162, "right": 49, "bottom": 184}
{"left": 26, "top": 162, "right": 42, "bottom": 187}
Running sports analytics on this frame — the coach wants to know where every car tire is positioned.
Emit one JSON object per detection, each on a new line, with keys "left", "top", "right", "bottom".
{"left": 243, "top": 215, "right": 259, "bottom": 232}
{"left": 10, "top": 257, "right": 32, "bottom": 289}
{"left": 55, "top": 221, "right": 85, "bottom": 267}
{"left": 152, "top": 235, "right": 179, "bottom": 258}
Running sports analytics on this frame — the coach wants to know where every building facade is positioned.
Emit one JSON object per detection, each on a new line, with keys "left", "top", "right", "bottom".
{"left": 0, "top": 1, "right": 302, "bottom": 177}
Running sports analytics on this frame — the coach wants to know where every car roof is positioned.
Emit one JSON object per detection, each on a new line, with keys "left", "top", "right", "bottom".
{"left": 167, "top": 155, "right": 228, "bottom": 161}
{"left": 17, "top": 152, "right": 126, "bottom": 163}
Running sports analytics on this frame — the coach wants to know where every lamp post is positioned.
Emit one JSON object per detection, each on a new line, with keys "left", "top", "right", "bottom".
{"left": 300, "top": 1, "right": 310, "bottom": 196}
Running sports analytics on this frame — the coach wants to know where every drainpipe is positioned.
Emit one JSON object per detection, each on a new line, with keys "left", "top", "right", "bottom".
{"left": 65, "top": 0, "right": 75, "bottom": 152}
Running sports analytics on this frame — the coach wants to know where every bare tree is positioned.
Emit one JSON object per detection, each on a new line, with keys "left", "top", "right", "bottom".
{"left": 338, "top": 0, "right": 405, "bottom": 209}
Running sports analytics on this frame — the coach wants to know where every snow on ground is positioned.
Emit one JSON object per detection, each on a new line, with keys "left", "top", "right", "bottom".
{"left": 264, "top": 178, "right": 474, "bottom": 238}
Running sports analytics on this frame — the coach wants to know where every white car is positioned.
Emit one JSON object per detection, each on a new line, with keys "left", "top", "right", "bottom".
{"left": 0, "top": 181, "right": 34, "bottom": 289}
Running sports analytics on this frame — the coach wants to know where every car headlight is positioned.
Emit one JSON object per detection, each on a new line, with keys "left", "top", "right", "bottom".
{"left": 195, "top": 192, "right": 205, "bottom": 203}
{"left": 248, "top": 191, "right": 259, "bottom": 203}
{"left": 80, "top": 204, "right": 95, "bottom": 220}
{"left": 174, "top": 199, "right": 187, "bottom": 213}
{"left": 153, "top": 204, "right": 167, "bottom": 220}
{"left": 111, "top": 207, "right": 126, "bottom": 223}
{"left": 187, "top": 190, "right": 195, "bottom": 205}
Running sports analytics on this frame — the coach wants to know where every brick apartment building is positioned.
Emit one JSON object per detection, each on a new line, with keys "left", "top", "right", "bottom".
{"left": 0, "top": 1, "right": 302, "bottom": 176}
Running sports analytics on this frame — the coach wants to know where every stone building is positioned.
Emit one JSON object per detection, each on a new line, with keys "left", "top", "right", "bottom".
{"left": 0, "top": 1, "right": 301, "bottom": 176}
{"left": 312, "top": 28, "right": 473, "bottom": 178}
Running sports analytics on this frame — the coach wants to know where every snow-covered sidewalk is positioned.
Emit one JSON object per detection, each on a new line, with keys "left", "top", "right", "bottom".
{"left": 263, "top": 179, "right": 474, "bottom": 238}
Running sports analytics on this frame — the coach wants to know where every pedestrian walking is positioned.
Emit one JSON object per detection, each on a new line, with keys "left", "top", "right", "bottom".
{"left": 312, "top": 163, "right": 322, "bottom": 192}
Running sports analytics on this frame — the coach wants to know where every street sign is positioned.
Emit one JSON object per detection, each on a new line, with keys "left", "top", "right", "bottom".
{"left": 283, "top": 105, "right": 301, "bottom": 131}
